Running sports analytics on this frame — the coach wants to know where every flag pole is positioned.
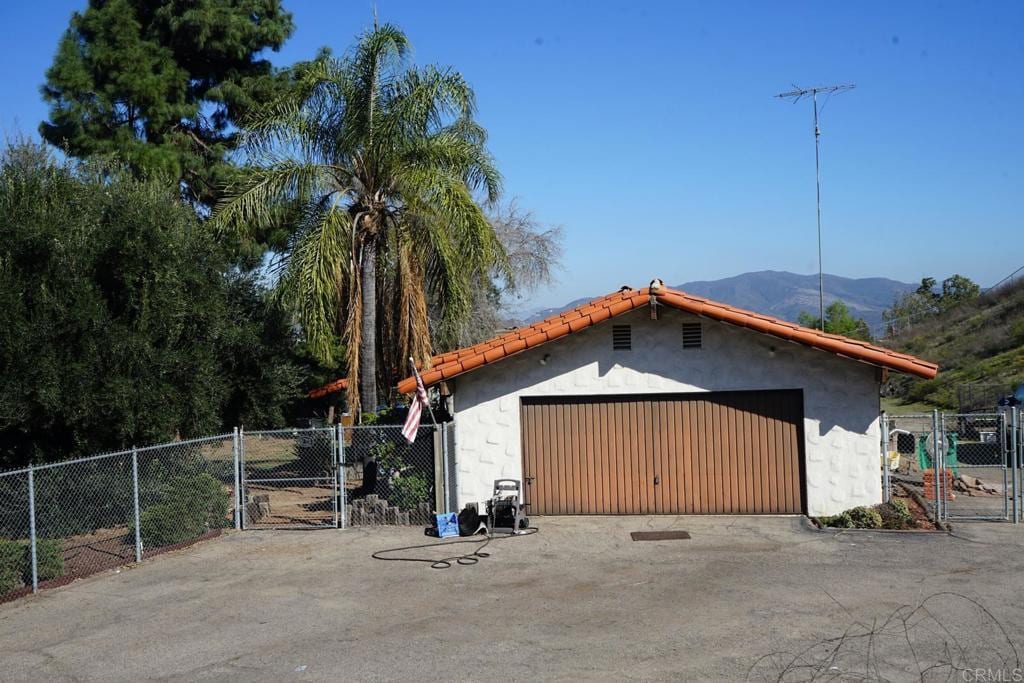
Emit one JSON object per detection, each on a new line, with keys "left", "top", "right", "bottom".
{"left": 408, "top": 357, "right": 439, "bottom": 425}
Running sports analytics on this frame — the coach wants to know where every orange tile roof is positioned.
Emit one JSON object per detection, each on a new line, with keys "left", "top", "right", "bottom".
{"left": 309, "top": 377, "right": 347, "bottom": 399}
{"left": 391, "top": 285, "right": 938, "bottom": 394}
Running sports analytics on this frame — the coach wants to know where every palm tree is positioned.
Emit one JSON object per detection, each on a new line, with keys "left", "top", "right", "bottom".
{"left": 214, "top": 24, "right": 506, "bottom": 416}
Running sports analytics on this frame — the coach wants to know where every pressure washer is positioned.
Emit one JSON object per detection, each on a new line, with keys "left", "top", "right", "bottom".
{"left": 485, "top": 479, "right": 530, "bottom": 535}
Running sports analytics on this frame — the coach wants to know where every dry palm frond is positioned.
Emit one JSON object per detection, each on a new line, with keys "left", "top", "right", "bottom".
{"left": 213, "top": 24, "right": 508, "bottom": 413}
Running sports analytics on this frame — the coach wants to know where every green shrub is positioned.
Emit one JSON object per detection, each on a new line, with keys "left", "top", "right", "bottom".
{"left": 1010, "top": 319, "right": 1024, "bottom": 343}
{"left": 847, "top": 506, "right": 883, "bottom": 529}
{"left": 0, "top": 538, "right": 66, "bottom": 594}
{"left": 33, "top": 539, "right": 64, "bottom": 582}
{"left": 0, "top": 540, "right": 23, "bottom": 594}
{"left": 138, "top": 502, "right": 206, "bottom": 548}
{"left": 390, "top": 474, "right": 430, "bottom": 510}
{"left": 877, "top": 499, "right": 914, "bottom": 530}
{"left": 372, "top": 441, "right": 399, "bottom": 472}
{"left": 177, "top": 473, "right": 230, "bottom": 529}
{"left": 819, "top": 502, "right": 912, "bottom": 530}
{"left": 890, "top": 498, "right": 911, "bottom": 518}
{"left": 818, "top": 512, "right": 854, "bottom": 528}
{"left": 136, "top": 472, "right": 230, "bottom": 548}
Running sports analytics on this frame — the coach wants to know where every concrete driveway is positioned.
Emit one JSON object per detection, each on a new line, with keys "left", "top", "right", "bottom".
{"left": 1, "top": 517, "right": 1022, "bottom": 681}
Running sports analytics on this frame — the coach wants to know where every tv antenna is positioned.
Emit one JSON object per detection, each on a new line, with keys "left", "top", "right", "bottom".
{"left": 775, "top": 83, "right": 856, "bottom": 330}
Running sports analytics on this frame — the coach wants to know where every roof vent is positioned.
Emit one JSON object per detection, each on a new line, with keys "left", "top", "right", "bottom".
{"left": 612, "top": 324, "right": 632, "bottom": 350}
{"left": 682, "top": 322, "right": 702, "bottom": 349}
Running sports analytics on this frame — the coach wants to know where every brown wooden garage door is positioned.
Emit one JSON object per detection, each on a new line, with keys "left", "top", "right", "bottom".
{"left": 520, "top": 391, "right": 804, "bottom": 515}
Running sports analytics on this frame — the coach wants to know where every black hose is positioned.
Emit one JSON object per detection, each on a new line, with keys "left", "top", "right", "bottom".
{"left": 371, "top": 528, "right": 538, "bottom": 569}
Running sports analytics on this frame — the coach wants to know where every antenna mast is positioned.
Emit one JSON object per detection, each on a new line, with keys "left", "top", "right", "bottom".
{"left": 775, "top": 83, "right": 855, "bottom": 330}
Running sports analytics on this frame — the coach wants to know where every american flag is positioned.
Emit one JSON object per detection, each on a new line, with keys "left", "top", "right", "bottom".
{"left": 401, "top": 369, "right": 430, "bottom": 443}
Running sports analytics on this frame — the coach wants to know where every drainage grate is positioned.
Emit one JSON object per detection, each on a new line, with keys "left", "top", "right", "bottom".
{"left": 630, "top": 530, "right": 691, "bottom": 541}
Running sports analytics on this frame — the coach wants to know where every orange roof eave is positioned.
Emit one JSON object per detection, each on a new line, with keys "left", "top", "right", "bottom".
{"left": 393, "top": 285, "right": 938, "bottom": 394}
{"left": 309, "top": 377, "right": 347, "bottom": 399}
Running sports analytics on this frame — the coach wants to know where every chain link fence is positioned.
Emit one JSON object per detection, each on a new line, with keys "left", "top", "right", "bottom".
{"left": 135, "top": 434, "right": 237, "bottom": 559}
{"left": 237, "top": 424, "right": 445, "bottom": 528}
{"left": 882, "top": 408, "right": 1022, "bottom": 524}
{"left": 341, "top": 424, "right": 441, "bottom": 527}
{"left": 0, "top": 470, "right": 30, "bottom": 601}
{"left": 0, "top": 434, "right": 237, "bottom": 603}
{"left": 0, "top": 423, "right": 453, "bottom": 602}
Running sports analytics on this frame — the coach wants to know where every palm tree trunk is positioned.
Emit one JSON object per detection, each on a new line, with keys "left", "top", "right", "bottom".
{"left": 359, "top": 244, "right": 378, "bottom": 413}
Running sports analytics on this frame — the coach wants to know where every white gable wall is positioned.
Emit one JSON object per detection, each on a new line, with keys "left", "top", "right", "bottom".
{"left": 450, "top": 307, "right": 882, "bottom": 517}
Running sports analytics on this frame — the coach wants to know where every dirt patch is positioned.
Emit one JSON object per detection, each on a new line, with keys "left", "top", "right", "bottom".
{"left": 61, "top": 528, "right": 136, "bottom": 577}
{"left": 246, "top": 483, "right": 335, "bottom": 527}
{"left": 896, "top": 490, "right": 939, "bottom": 530}
{"left": 0, "top": 528, "right": 224, "bottom": 605}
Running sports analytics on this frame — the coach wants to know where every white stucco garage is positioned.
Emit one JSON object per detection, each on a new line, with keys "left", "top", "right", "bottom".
{"left": 396, "top": 282, "right": 939, "bottom": 517}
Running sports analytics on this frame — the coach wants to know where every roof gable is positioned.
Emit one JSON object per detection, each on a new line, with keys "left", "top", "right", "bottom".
{"left": 393, "top": 285, "right": 938, "bottom": 393}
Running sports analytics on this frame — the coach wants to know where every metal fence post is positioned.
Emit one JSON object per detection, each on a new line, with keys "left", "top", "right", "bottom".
{"left": 132, "top": 447, "right": 142, "bottom": 562}
{"left": 931, "top": 409, "right": 942, "bottom": 523}
{"left": 939, "top": 412, "right": 948, "bottom": 520}
{"left": 1000, "top": 412, "right": 1009, "bottom": 520}
{"left": 1018, "top": 406, "right": 1023, "bottom": 524}
{"left": 433, "top": 425, "right": 444, "bottom": 514}
{"left": 232, "top": 427, "right": 241, "bottom": 530}
{"left": 880, "top": 412, "right": 890, "bottom": 503}
{"left": 442, "top": 423, "right": 450, "bottom": 513}
{"left": 27, "top": 465, "right": 38, "bottom": 593}
{"left": 239, "top": 427, "right": 246, "bottom": 530}
{"left": 1013, "top": 407, "right": 1020, "bottom": 524}
{"left": 331, "top": 426, "right": 339, "bottom": 528}
{"left": 452, "top": 426, "right": 459, "bottom": 513}
{"left": 337, "top": 423, "right": 346, "bottom": 530}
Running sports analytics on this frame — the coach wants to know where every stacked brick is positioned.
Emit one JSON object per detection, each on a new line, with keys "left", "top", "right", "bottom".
{"left": 922, "top": 469, "right": 954, "bottom": 500}
{"left": 346, "top": 495, "right": 433, "bottom": 526}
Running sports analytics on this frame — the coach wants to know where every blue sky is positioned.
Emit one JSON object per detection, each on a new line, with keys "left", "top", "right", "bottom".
{"left": 1, "top": 1, "right": 1021, "bottom": 309}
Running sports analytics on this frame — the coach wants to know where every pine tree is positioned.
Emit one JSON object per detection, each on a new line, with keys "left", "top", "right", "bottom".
{"left": 40, "top": 0, "right": 295, "bottom": 208}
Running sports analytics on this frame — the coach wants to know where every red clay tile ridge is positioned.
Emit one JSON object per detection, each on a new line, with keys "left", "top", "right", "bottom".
{"left": 309, "top": 377, "right": 347, "bottom": 399}
{"left": 310, "top": 283, "right": 939, "bottom": 399}
{"left": 388, "top": 284, "right": 938, "bottom": 394}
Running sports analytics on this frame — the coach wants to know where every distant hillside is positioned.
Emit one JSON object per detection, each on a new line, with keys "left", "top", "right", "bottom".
{"left": 885, "top": 280, "right": 1024, "bottom": 410}
{"left": 528, "top": 271, "right": 916, "bottom": 331}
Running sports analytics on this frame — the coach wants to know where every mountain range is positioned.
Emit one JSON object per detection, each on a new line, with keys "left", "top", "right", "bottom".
{"left": 526, "top": 271, "right": 917, "bottom": 332}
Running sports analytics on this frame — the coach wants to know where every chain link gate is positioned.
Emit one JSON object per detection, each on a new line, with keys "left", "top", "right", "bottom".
{"left": 238, "top": 423, "right": 452, "bottom": 529}
{"left": 883, "top": 409, "right": 1021, "bottom": 524}
{"left": 936, "top": 412, "right": 1013, "bottom": 521}
{"left": 240, "top": 428, "right": 340, "bottom": 529}
{"left": 882, "top": 413, "right": 935, "bottom": 511}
